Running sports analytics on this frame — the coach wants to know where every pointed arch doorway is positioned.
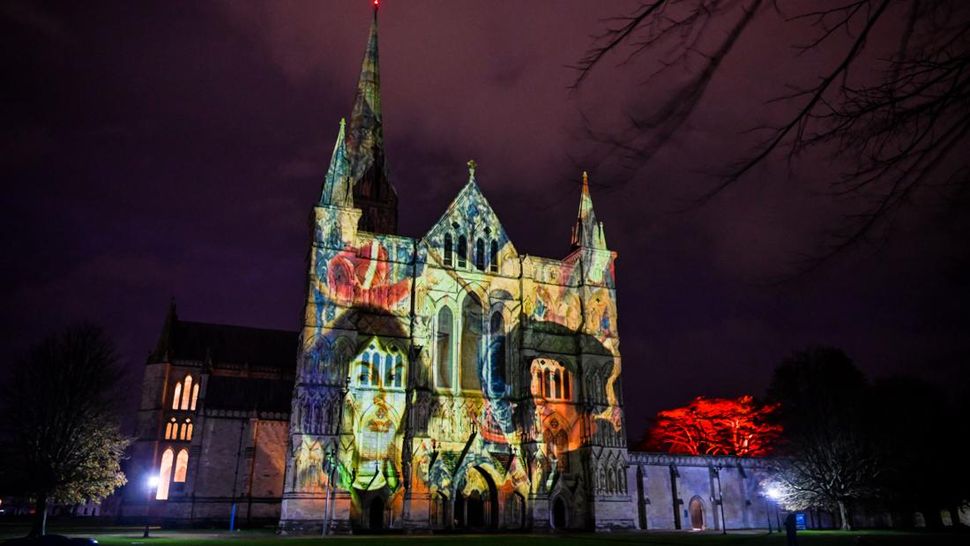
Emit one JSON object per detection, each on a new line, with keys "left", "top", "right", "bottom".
{"left": 688, "top": 496, "right": 705, "bottom": 530}
{"left": 368, "top": 497, "right": 384, "bottom": 531}
{"left": 455, "top": 465, "right": 499, "bottom": 530}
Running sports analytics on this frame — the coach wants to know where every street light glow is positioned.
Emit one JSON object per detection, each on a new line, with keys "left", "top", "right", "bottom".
{"left": 765, "top": 486, "right": 783, "bottom": 501}
{"left": 147, "top": 475, "right": 159, "bottom": 488}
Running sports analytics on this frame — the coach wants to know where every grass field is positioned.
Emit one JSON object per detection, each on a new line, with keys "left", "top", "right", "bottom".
{"left": 1, "top": 525, "right": 968, "bottom": 546}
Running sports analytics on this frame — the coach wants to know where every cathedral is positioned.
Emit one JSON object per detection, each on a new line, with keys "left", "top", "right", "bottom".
{"left": 129, "top": 6, "right": 779, "bottom": 533}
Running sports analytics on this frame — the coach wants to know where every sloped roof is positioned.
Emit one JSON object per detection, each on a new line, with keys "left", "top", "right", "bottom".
{"left": 204, "top": 375, "right": 293, "bottom": 413}
{"left": 149, "top": 305, "right": 297, "bottom": 372}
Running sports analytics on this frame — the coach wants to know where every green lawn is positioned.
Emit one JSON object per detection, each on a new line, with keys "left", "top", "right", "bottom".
{"left": 1, "top": 526, "right": 967, "bottom": 546}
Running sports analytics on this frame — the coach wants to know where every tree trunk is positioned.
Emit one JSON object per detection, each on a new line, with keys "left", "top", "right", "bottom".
{"left": 30, "top": 494, "right": 48, "bottom": 537}
{"left": 837, "top": 500, "right": 851, "bottom": 531}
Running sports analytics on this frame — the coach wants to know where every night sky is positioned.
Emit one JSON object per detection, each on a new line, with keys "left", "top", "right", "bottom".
{"left": 3, "top": 1, "right": 968, "bottom": 438}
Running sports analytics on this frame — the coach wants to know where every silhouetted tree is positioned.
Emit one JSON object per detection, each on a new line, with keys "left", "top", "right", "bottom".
{"left": 574, "top": 1, "right": 970, "bottom": 268}
{"left": 765, "top": 346, "right": 883, "bottom": 529}
{"left": 643, "top": 395, "right": 782, "bottom": 456}
{"left": 0, "top": 324, "right": 129, "bottom": 536}
{"left": 870, "top": 376, "right": 969, "bottom": 528}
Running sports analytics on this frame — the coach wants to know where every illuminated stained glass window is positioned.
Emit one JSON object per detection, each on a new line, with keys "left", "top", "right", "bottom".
{"left": 460, "top": 294, "right": 482, "bottom": 391}
{"left": 178, "top": 419, "right": 193, "bottom": 441}
{"left": 156, "top": 448, "right": 173, "bottom": 500}
{"left": 172, "top": 375, "right": 197, "bottom": 411}
{"left": 489, "top": 240, "right": 498, "bottom": 273}
{"left": 164, "top": 418, "right": 176, "bottom": 440}
{"left": 475, "top": 238, "right": 485, "bottom": 271}
{"left": 457, "top": 235, "right": 467, "bottom": 268}
{"left": 443, "top": 233, "right": 453, "bottom": 267}
{"left": 180, "top": 375, "right": 192, "bottom": 410}
{"left": 174, "top": 449, "right": 189, "bottom": 482}
{"left": 436, "top": 307, "right": 453, "bottom": 390}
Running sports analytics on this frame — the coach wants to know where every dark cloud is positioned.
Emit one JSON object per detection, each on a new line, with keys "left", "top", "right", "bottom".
{"left": 2, "top": 1, "right": 967, "bottom": 435}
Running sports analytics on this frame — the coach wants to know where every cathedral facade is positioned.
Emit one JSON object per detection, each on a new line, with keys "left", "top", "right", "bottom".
{"left": 279, "top": 9, "right": 630, "bottom": 532}
{"left": 129, "top": 7, "right": 782, "bottom": 534}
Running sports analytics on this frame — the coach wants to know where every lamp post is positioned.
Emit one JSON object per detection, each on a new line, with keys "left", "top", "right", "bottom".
{"left": 144, "top": 474, "right": 159, "bottom": 538}
{"left": 323, "top": 447, "right": 336, "bottom": 536}
{"left": 765, "top": 486, "right": 783, "bottom": 534}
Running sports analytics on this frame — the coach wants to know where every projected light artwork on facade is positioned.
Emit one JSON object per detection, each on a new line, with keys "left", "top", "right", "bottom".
{"left": 277, "top": 6, "right": 631, "bottom": 532}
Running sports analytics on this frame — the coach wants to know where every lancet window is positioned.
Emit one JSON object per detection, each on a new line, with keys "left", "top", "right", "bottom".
{"left": 489, "top": 239, "right": 498, "bottom": 272}
{"left": 171, "top": 375, "right": 199, "bottom": 411}
{"left": 488, "top": 311, "right": 506, "bottom": 389}
{"left": 156, "top": 448, "right": 173, "bottom": 500}
{"left": 475, "top": 238, "right": 485, "bottom": 271}
{"left": 436, "top": 306, "right": 454, "bottom": 390}
{"left": 457, "top": 234, "right": 467, "bottom": 268}
{"left": 354, "top": 340, "right": 405, "bottom": 389}
{"left": 460, "top": 294, "right": 483, "bottom": 391}
{"left": 531, "top": 358, "right": 571, "bottom": 401}
{"left": 174, "top": 449, "right": 189, "bottom": 482}
{"left": 443, "top": 233, "right": 453, "bottom": 267}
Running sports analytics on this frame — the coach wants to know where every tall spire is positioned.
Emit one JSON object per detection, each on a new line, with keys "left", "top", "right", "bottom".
{"left": 344, "top": 2, "right": 398, "bottom": 234}
{"left": 571, "top": 171, "right": 607, "bottom": 250}
{"left": 320, "top": 118, "right": 353, "bottom": 207}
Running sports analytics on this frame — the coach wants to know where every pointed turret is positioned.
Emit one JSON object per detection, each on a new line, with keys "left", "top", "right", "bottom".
{"left": 570, "top": 171, "right": 607, "bottom": 250}
{"left": 320, "top": 118, "right": 352, "bottom": 207}
{"left": 345, "top": 3, "right": 398, "bottom": 234}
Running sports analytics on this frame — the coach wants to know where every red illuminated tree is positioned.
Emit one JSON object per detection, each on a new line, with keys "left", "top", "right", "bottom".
{"left": 644, "top": 395, "right": 781, "bottom": 457}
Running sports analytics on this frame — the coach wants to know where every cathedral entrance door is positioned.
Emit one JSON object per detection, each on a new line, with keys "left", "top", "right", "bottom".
{"left": 552, "top": 497, "right": 567, "bottom": 529}
{"left": 688, "top": 496, "right": 705, "bottom": 530}
{"left": 455, "top": 465, "right": 499, "bottom": 530}
{"left": 368, "top": 497, "right": 384, "bottom": 531}
{"left": 467, "top": 491, "right": 484, "bottom": 528}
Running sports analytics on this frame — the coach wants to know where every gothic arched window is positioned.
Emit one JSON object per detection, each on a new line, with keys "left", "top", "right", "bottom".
{"left": 460, "top": 294, "right": 483, "bottom": 391}
{"left": 488, "top": 312, "right": 506, "bottom": 392}
{"left": 174, "top": 449, "right": 189, "bottom": 483}
{"left": 172, "top": 375, "right": 198, "bottom": 411}
{"left": 180, "top": 376, "right": 192, "bottom": 410}
{"left": 165, "top": 418, "right": 176, "bottom": 440}
{"left": 489, "top": 240, "right": 499, "bottom": 273}
{"left": 156, "top": 448, "right": 174, "bottom": 500}
{"left": 531, "top": 358, "right": 571, "bottom": 401}
{"left": 435, "top": 307, "right": 454, "bottom": 390}
{"left": 355, "top": 341, "right": 406, "bottom": 389}
{"left": 190, "top": 383, "right": 199, "bottom": 411}
{"left": 384, "top": 346, "right": 404, "bottom": 388}
{"left": 457, "top": 234, "right": 467, "bottom": 268}
{"left": 475, "top": 238, "right": 485, "bottom": 271}
{"left": 443, "top": 233, "right": 453, "bottom": 267}
{"left": 179, "top": 419, "right": 193, "bottom": 441}
{"left": 171, "top": 382, "right": 182, "bottom": 410}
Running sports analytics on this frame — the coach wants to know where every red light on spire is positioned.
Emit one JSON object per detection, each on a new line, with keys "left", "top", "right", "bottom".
{"left": 373, "top": 0, "right": 379, "bottom": 7}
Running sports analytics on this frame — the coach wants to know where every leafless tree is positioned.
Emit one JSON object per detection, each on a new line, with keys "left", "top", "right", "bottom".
{"left": 574, "top": 0, "right": 970, "bottom": 269}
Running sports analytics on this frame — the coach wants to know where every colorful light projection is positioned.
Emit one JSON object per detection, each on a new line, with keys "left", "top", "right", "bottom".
{"left": 643, "top": 395, "right": 782, "bottom": 457}
{"left": 288, "top": 165, "right": 625, "bottom": 528}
